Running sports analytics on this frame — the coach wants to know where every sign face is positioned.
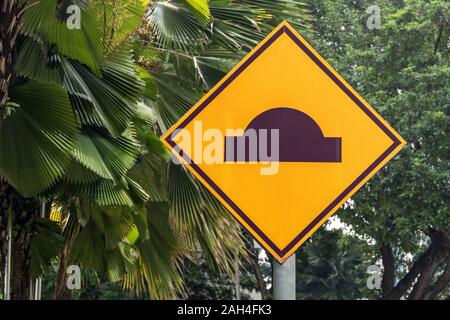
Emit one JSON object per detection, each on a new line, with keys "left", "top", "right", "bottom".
{"left": 161, "top": 21, "right": 406, "bottom": 263}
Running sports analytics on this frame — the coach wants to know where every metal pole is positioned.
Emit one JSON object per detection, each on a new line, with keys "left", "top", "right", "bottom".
{"left": 36, "top": 202, "right": 45, "bottom": 300}
{"left": 273, "top": 254, "right": 296, "bottom": 300}
{"left": 4, "top": 203, "right": 13, "bottom": 300}
{"left": 29, "top": 203, "right": 45, "bottom": 300}
{"left": 29, "top": 202, "right": 45, "bottom": 300}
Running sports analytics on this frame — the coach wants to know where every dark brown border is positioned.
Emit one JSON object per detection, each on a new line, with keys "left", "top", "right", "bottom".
{"left": 166, "top": 26, "right": 402, "bottom": 258}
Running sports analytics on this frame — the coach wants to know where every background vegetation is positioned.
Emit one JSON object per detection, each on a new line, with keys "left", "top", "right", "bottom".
{"left": 0, "top": 0, "right": 448, "bottom": 300}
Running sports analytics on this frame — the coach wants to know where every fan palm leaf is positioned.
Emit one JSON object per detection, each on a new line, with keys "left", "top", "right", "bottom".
{"left": 0, "top": 81, "right": 78, "bottom": 196}
{"left": 2, "top": 0, "right": 314, "bottom": 300}
{"left": 21, "top": 0, "right": 105, "bottom": 73}
{"left": 21, "top": 0, "right": 148, "bottom": 72}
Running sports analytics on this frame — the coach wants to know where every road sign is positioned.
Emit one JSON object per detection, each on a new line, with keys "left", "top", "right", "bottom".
{"left": 161, "top": 21, "right": 406, "bottom": 263}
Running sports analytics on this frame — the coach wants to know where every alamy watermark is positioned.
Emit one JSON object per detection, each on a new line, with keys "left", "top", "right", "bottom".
{"left": 366, "top": 264, "right": 382, "bottom": 290}
{"left": 366, "top": 5, "right": 381, "bottom": 30}
{"left": 170, "top": 121, "right": 281, "bottom": 175}
{"left": 66, "top": 265, "right": 81, "bottom": 290}
{"left": 66, "top": 5, "right": 81, "bottom": 30}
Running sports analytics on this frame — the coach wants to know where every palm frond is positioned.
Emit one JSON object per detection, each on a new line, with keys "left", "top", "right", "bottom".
{"left": 30, "top": 218, "right": 64, "bottom": 279}
{"left": 22, "top": 0, "right": 104, "bottom": 73}
{"left": 193, "top": 55, "right": 235, "bottom": 88}
{"left": 15, "top": 37, "right": 61, "bottom": 84}
{"left": 0, "top": 81, "right": 77, "bottom": 197}
{"left": 168, "top": 163, "right": 245, "bottom": 274}
{"left": 21, "top": 0, "right": 148, "bottom": 72}
{"left": 148, "top": 1, "right": 209, "bottom": 53}
{"left": 70, "top": 218, "right": 107, "bottom": 271}
{"left": 123, "top": 203, "right": 184, "bottom": 299}
{"left": 179, "top": 0, "right": 211, "bottom": 25}
{"left": 146, "top": 71, "right": 199, "bottom": 131}
{"left": 127, "top": 147, "right": 168, "bottom": 202}
{"left": 72, "top": 129, "right": 139, "bottom": 182}
{"left": 64, "top": 159, "right": 102, "bottom": 184}
{"left": 102, "top": 46, "right": 145, "bottom": 101}
{"left": 61, "top": 58, "right": 138, "bottom": 135}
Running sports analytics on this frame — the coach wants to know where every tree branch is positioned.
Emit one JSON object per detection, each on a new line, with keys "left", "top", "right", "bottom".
{"left": 383, "top": 243, "right": 436, "bottom": 300}
{"left": 384, "top": 229, "right": 450, "bottom": 300}
{"left": 381, "top": 243, "right": 395, "bottom": 298}
{"left": 408, "top": 248, "right": 445, "bottom": 300}
{"left": 426, "top": 256, "right": 450, "bottom": 300}
{"left": 433, "top": 24, "right": 444, "bottom": 55}
{"left": 244, "top": 237, "right": 269, "bottom": 300}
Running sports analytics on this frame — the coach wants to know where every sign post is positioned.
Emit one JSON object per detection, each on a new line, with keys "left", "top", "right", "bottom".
{"left": 273, "top": 254, "right": 296, "bottom": 300}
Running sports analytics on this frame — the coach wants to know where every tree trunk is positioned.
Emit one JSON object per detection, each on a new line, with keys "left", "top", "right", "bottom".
{"left": 408, "top": 247, "right": 445, "bottom": 300}
{"left": 1, "top": 1, "right": 37, "bottom": 300}
{"left": 380, "top": 243, "right": 395, "bottom": 298}
{"left": 0, "top": 0, "right": 24, "bottom": 123}
{"left": 382, "top": 229, "right": 450, "bottom": 300}
{"left": 234, "top": 252, "right": 240, "bottom": 300}
{"left": 54, "top": 237, "right": 72, "bottom": 300}
{"left": 1, "top": 0, "right": 23, "bottom": 291}
{"left": 54, "top": 207, "right": 82, "bottom": 300}
{"left": 11, "top": 232, "right": 31, "bottom": 300}
{"left": 0, "top": 180, "right": 36, "bottom": 299}
{"left": 244, "top": 238, "right": 269, "bottom": 300}
{"left": 426, "top": 256, "right": 450, "bottom": 300}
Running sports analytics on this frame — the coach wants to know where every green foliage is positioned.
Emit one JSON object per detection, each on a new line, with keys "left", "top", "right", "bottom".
{"left": 310, "top": 0, "right": 449, "bottom": 247}
{"left": 30, "top": 218, "right": 64, "bottom": 279}
{"left": 139, "top": 0, "right": 313, "bottom": 91}
{"left": 22, "top": 0, "right": 104, "bottom": 73}
{"left": 72, "top": 130, "right": 139, "bottom": 183}
{"left": 62, "top": 56, "right": 141, "bottom": 135}
{"left": 2, "top": 0, "right": 314, "bottom": 300}
{"left": 123, "top": 203, "right": 184, "bottom": 299}
{"left": 183, "top": 256, "right": 255, "bottom": 300}
{"left": 129, "top": 1, "right": 314, "bottom": 289}
{"left": 0, "top": 81, "right": 77, "bottom": 197}
{"left": 181, "top": 0, "right": 211, "bottom": 26}
{"left": 301, "top": 0, "right": 449, "bottom": 299}
{"left": 15, "top": 37, "right": 62, "bottom": 84}
{"left": 296, "top": 228, "right": 373, "bottom": 300}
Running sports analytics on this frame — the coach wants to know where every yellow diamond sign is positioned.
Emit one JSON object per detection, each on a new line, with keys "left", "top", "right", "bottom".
{"left": 161, "top": 21, "right": 406, "bottom": 263}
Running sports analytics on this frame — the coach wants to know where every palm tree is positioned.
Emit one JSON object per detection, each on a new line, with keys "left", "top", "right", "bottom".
{"left": 0, "top": 0, "right": 312, "bottom": 299}
{"left": 0, "top": 0, "right": 152, "bottom": 299}
{"left": 296, "top": 230, "right": 366, "bottom": 300}
{"left": 130, "top": 0, "right": 312, "bottom": 297}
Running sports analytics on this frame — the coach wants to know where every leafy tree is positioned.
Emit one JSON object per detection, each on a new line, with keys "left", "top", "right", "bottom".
{"left": 41, "top": 267, "right": 136, "bottom": 300}
{"left": 303, "top": 0, "right": 449, "bottom": 299}
{"left": 182, "top": 255, "right": 256, "bottom": 300}
{"left": 296, "top": 228, "right": 372, "bottom": 300}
